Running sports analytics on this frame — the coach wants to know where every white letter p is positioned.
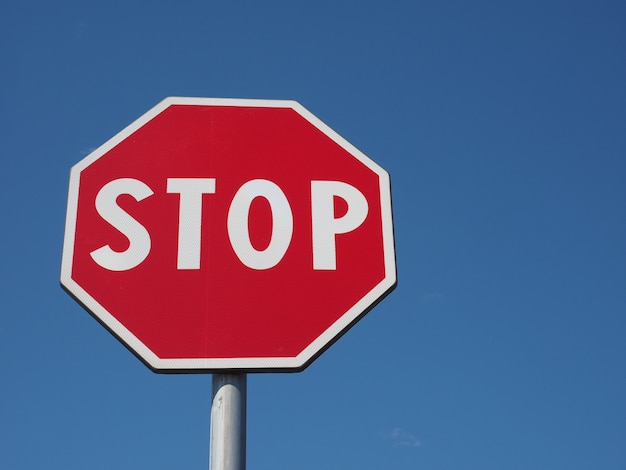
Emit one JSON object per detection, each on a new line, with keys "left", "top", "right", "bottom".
{"left": 311, "top": 181, "right": 368, "bottom": 270}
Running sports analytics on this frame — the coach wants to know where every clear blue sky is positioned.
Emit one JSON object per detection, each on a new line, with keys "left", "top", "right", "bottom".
{"left": 1, "top": 1, "right": 625, "bottom": 469}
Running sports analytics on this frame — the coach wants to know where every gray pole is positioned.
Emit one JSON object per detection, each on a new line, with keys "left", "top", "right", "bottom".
{"left": 209, "top": 373, "right": 247, "bottom": 470}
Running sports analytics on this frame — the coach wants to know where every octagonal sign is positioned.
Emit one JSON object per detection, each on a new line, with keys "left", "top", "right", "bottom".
{"left": 61, "top": 97, "right": 396, "bottom": 372}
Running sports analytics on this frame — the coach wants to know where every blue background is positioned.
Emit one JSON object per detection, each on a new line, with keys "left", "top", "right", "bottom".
{"left": 1, "top": 1, "right": 625, "bottom": 468}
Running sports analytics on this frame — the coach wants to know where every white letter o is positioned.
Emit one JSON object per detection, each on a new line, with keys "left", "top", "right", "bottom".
{"left": 227, "top": 179, "right": 293, "bottom": 270}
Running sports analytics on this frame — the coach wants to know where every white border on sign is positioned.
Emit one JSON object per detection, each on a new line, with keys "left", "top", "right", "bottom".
{"left": 60, "top": 97, "right": 397, "bottom": 372}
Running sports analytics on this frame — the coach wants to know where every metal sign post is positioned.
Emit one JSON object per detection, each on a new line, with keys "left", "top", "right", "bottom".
{"left": 210, "top": 374, "right": 247, "bottom": 470}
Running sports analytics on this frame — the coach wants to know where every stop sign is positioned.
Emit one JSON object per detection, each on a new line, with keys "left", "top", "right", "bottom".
{"left": 61, "top": 97, "right": 396, "bottom": 372}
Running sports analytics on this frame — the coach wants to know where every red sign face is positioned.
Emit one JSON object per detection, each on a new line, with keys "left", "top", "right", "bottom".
{"left": 61, "top": 97, "right": 396, "bottom": 372}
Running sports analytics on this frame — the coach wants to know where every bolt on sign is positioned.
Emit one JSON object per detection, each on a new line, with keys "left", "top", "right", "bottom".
{"left": 61, "top": 97, "right": 396, "bottom": 372}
